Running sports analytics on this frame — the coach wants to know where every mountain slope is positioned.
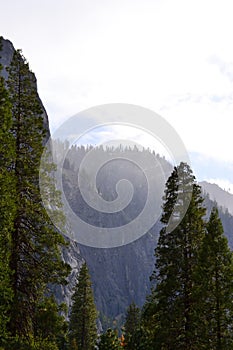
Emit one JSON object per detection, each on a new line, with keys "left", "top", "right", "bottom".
{"left": 200, "top": 180, "right": 233, "bottom": 215}
{"left": 61, "top": 145, "right": 233, "bottom": 328}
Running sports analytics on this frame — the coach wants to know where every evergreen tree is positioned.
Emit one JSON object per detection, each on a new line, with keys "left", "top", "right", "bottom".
{"left": 145, "top": 162, "right": 206, "bottom": 349}
{"left": 124, "top": 302, "right": 141, "bottom": 349}
{"left": 0, "top": 39, "right": 15, "bottom": 347}
{"left": 98, "top": 328, "right": 121, "bottom": 350}
{"left": 196, "top": 207, "right": 233, "bottom": 349}
{"left": 5, "top": 49, "right": 70, "bottom": 345}
{"left": 68, "top": 263, "right": 97, "bottom": 350}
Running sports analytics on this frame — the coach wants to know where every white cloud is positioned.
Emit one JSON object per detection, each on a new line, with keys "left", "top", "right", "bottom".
{"left": 161, "top": 93, "right": 233, "bottom": 162}
{"left": 208, "top": 56, "right": 233, "bottom": 82}
{"left": 1, "top": 0, "right": 233, "bottom": 165}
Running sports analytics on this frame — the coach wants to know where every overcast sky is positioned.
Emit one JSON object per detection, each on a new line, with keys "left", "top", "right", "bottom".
{"left": 1, "top": 0, "right": 233, "bottom": 191}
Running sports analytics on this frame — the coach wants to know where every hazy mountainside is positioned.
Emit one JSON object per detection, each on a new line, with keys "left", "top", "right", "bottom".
{"left": 55, "top": 143, "right": 172, "bottom": 326}
{"left": 57, "top": 143, "right": 233, "bottom": 327}
{"left": 200, "top": 180, "right": 233, "bottom": 215}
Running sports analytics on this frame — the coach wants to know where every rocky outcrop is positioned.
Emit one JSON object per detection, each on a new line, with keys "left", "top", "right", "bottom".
{"left": 54, "top": 238, "right": 84, "bottom": 310}
{"left": 0, "top": 37, "right": 14, "bottom": 80}
{"left": 0, "top": 36, "right": 50, "bottom": 141}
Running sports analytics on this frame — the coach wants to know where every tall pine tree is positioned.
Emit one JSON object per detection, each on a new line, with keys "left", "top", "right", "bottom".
{"left": 68, "top": 263, "right": 97, "bottom": 350}
{"left": 144, "top": 162, "right": 206, "bottom": 350}
{"left": 6, "top": 49, "right": 70, "bottom": 345}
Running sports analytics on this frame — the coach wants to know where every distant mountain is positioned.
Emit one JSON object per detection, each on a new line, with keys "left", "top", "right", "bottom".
{"left": 200, "top": 181, "right": 233, "bottom": 215}
{"left": 58, "top": 143, "right": 172, "bottom": 328}
{"left": 59, "top": 144, "right": 233, "bottom": 329}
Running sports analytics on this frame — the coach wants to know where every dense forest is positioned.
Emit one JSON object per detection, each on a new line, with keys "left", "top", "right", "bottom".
{"left": 1, "top": 38, "right": 233, "bottom": 350}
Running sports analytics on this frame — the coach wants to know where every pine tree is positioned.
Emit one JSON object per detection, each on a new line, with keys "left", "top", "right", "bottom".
{"left": 68, "top": 263, "right": 97, "bottom": 350}
{"left": 124, "top": 302, "right": 141, "bottom": 349}
{"left": 98, "top": 328, "right": 121, "bottom": 350}
{"left": 5, "top": 49, "right": 70, "bottom": 344}
{"left": 196, "top": 207, "right": 233, "bottom": 349}
{"left": 145, "top": 162, "right": 206, "bottom": 349}
{"left": 0, "top": 39, "right": 15, "bottom": 346}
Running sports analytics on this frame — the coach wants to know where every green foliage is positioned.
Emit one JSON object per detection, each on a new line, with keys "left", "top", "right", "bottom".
{"left": 32, "top": 339, "right": 59, "bottom": 350}
{"left": 5, "top": 336, "right": 59, "bottom": 350}
{"left": 124, "top": 326, "right": 153, "bottom": 350}
{"left": 98, "top": 328, "right": 121, "bottom": 350}
{"left": 68, "top": 263, "right": 97, "bottom": 350}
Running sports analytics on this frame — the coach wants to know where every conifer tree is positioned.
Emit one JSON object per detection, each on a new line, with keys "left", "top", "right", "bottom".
{"left": 0, "top": 40, "right": 15, "bottom": 346}
{"left": 145, "top": 162, "right": 206, "bottom": 350}
{"left": 6, "top": 49, "right": 70, "bottom": 344}
{"left": 196, "top": 207, "right": 233, "bottom": 349}
{"left": 68, "top": 263, "right": 97, "bottom": 350}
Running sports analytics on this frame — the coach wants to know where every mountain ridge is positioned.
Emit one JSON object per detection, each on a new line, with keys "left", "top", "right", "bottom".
{"left": 200, "top": 180, "right": 233, "bottom": 215}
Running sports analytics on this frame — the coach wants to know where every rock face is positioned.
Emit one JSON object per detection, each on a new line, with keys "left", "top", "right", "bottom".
{"left": 59, "top": 145, "right": 172, "bottom": 327}
{"left": 54, "top": 238, "right": 84, "bottom": 311}
{"left": 0, "top": 37, "right": 14, "bottom": 80}
{"left": 79, "top": 229, "right": 160, "bottom": 327}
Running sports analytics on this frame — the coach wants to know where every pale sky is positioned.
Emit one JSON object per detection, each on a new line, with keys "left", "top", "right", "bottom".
{"left": 1, "top": 0, "right": 233, "bottom": 191}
